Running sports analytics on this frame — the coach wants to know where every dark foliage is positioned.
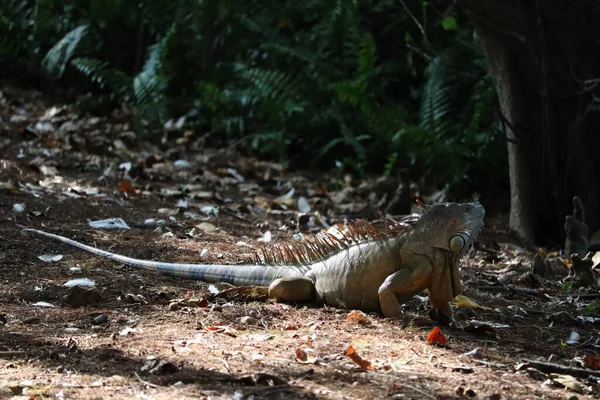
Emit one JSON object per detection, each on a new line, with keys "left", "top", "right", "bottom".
{"left": 0, "top": 0, "right": 507, "bottom": 201}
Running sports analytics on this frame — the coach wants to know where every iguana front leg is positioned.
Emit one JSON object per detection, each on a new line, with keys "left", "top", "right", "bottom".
{"left": 378, "top": 256, "right": 432, "bottom": 318}
{"left": 268, "top": 277, "right": 316, "bottom": 302}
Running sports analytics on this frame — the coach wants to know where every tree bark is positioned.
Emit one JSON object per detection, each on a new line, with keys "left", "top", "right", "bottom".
{"left": 459, "top": 0, "right": 600, "bottom": 246}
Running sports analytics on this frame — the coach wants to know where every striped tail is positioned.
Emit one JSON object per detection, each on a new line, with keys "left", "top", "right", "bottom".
{"left": 23, "top": 228, "right": 307, "bottom": 286}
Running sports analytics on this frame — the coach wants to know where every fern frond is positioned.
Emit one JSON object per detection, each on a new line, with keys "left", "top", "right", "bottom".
{"left": 42, "top": 25, "right": 89, "bottom": 79}
{"left": 234, "top": 64, "right": 302, "bottom": 103}
{"left": 419, "top": 55, "right": 457, "bottom": 136}
{"left": 71, "top": 57, "right": 132, "bottom": 98}
{"left": 357, "top": 33, "right": 376, "bottom": 76}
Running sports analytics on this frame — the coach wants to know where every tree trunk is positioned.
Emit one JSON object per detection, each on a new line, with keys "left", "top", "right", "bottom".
{"left": 459, "top": 0, "right": 600, "bottom": 246}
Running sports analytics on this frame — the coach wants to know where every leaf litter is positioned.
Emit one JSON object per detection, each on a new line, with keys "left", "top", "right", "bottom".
{"left": 0, "top": 87, "right": 599, "bottom": 398}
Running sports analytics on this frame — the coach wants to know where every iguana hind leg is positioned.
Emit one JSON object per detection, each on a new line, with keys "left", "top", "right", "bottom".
{"left": 268, "top": 277, "right": 316, "bottom": 303}
{"left": 378, "top": 258, "right": 432, "bottom": 318}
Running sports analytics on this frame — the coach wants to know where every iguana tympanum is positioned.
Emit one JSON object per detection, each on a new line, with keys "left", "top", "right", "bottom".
{"left": 23, "top": 201, "right": 484, "bottom": 319}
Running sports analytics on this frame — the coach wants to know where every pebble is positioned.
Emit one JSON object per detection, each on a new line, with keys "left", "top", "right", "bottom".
{"left": 92, "top": 314, "right": 109, "bottom": 325}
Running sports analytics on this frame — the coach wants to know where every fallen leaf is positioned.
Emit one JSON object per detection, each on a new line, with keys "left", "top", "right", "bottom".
{"left": 0, "top": 179, "right": 20, "bottom": 193}
{"left": 550, "top": 374, "right": 587, "bottom": 394}
{"left": 204, "top": 326, "right": 238, "bottom": 337}
{"left": 345, "top": 345, "right": 373, "bottom": 370}
{"left": 584, "top": 352, "right": 599, "bottom": 370}
{"left": 88, "top": 218, "right": 130, "bottom": 230}
{"left": 195, "top": 222, "right": 218, "bottom": 232}
{"left": 32, "top": 301, "right": 56, "bottom": 308}
{"left": 566, "top": 330, "right": 580, "bottom": 345}
{"left": 297, "top": 196, "right": 311, "bottom": 213}
{"left": 426, "top": 326, "right": 446, "bottom": 346}
{"left": 453, "top": 294, "right": 492, "bottom": 310}
{"left": 295, "top": 348, "right": 318, "bottom": 364}
{"left": 346, "top": 310, "right": 367, "bottom": 324}
{"left": 64, "top": 278, "right": 96, "bottom": 287}
{"left": 38, "top": 254, "right": 63, "bottom": 262}
{"left": 119, "top": 179, "right": 136, "bottom": 193}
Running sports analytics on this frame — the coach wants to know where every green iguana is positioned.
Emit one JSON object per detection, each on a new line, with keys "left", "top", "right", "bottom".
{"left": 23, "top": 201, "right": 485, "bottom": 319}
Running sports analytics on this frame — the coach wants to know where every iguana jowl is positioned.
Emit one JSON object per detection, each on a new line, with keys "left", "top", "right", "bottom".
{"left": 24, "top": 201, "right": 484, "bottom": 318}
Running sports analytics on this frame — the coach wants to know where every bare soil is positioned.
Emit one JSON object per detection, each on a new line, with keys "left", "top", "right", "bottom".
{"left": 1, "top": 88, "right": 599, "bottom": 399}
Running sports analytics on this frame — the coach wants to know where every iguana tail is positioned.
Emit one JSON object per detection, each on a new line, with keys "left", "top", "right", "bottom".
{"left": 24, "top": 228, "right": 308, "bottom": 286}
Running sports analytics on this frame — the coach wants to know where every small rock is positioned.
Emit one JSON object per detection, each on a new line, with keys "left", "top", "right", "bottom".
{"left": 92, "top": 314, "right": 109, "bottom": 325}
{"left": 239, "top": 316, "right": 261, "bottom": 326}
{"left": 66, "top": 286, "right": 104, "bottom": 306}
{"left": 123, "top": 293, "right": 147, "bottom": 304}
{"left": 23, "top": 317, "right": 41, "bottom": 324}
{"left": 141, "top": 358, "right": 178, "bottom": 375}
{"left": 187, "top": 297, "right": 209, "bottom": 307}
{"left": 168, "top": 302, "right": 181, "bottom": 311}
{"left": 548, "top": 311, "right": 580, "bottom": 326}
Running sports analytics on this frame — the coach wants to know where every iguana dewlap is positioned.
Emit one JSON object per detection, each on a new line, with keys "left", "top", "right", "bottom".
{"left": 24, "top": 201, "right": 484, "bottom": 318}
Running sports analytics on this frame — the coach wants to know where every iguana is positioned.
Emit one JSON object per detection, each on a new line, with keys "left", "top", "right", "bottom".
{"left": 23, "top": 201, "right": 485, "bottom": 319}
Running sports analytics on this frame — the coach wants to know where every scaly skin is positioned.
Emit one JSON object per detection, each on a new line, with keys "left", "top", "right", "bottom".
{"left": 23, "top": 201, "right": 484, "bottom": 318}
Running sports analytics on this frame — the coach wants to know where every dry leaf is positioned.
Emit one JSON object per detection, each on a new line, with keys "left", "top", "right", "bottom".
{"left": 550, "top": 374, "right": 587, "bottom": 394}
{"left": 295, "top": 348, "right": 318, "bottom": 364}
{"left": 426, "top": 326, "right": 446, "bottom": 346}
{"left": 346, "top": 310, "right": 367, "bottom": 324}
{"left": 584, "top": 352, "right": 599, "bottom": 370}
{"left": 119, "top": 179, "right": 136, "bottom": 193}
{"left": 345, "top": 345, "right": 373, "bottom": 370}
{"left": 204, "top": 326, "right": 238, "bottom": 337}
{"left": 453, "top": 294, "right": 492, "bottom": 310}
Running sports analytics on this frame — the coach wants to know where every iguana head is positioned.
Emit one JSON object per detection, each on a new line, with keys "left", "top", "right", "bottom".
{"left": 403, "top": 201, "right": 485, "bottom": 315}
{"left": 406, "top": 201, "right": 485, "bottom": 255}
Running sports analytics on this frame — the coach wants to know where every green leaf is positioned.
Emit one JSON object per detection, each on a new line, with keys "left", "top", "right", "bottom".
{"left": 441, "top": 16, "right": 458, "bottom": 31}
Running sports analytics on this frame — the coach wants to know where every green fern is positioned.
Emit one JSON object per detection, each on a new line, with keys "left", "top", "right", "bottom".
{"left": 71, "top": 57, "right": 132, "bottom": 99}
{"left": 419, "top": 54, "right": 456, "bottom": 136}
{"left": 42, "top": 25, "right": 89, "bottom": 79}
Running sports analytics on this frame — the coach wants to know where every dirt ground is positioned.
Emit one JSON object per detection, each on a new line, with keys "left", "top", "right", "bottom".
{"left": 1, "top": 87, "right": 599, "bottom": 399}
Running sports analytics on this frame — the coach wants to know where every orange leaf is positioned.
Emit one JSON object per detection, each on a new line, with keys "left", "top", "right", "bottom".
{"left": 345, "top": 345, "right": 373, "bottom": 370}
{"left": 346, "top": 310, "right": 366, "bottom": 324}
{"left": 426, "top": 326, "right": 446, "bottom": 345}
{"left": 120, "top": 179, "right": 136, "bottom": 193}
{"left": 295, "top": 348, "right": 308, "bottom": 362}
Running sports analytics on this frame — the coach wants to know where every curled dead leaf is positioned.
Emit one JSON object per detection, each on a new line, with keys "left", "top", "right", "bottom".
{"left": 426, "top": 326, "right": 446, "bottom": 346}
{"left": 345, "top": 345, "right": 373, "bottom": 370}
{"left": 346, "top": 310, "right": 367, "bottom": 324}
{"left": 204, "top": 325, "right": 238, "bottom": 337}
{"left": 119, "top": 179, "right": 136, "bottom": 193}
{"left": 295, "top": 348, "right": 318, "bottom": 364}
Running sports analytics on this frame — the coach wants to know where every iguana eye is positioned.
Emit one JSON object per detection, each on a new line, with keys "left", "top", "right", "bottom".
{"left": 449, "top": 235, "right": 465, "bottom": 252}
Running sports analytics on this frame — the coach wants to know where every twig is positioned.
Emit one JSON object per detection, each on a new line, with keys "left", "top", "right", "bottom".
{"left": 220, "top": 207, "right": 251, "bottom": 222}
{"left": 406, "top": 43, "right": 431, "bottom": 62}
{"left": 134, "top": 373, "right": 161, "bottom": 388}
{"left": 574, "top": 293, "right": 600, "bottom": 300}
{"left": 241, "top": 385, "right": 296, "bottom": 398}
{"left": 478, "top": 285, "right": 549, "bottom": 298}
{"left": 399, "top": 0, "right": 428, "bottom": 43}
{"left": 522, "top": 359, "right": 600, "bottom": 379}
{"left": 0, "top": 351, "right": 26, "bottom": 357}
{"left": 474, "top": 243, "right": 502, "bottom": 255}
